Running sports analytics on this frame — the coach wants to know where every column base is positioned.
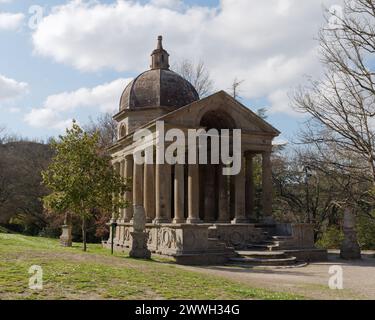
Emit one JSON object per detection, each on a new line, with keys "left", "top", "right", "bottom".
{"left": 217, "top": 219, "right": 231, "bottom": 224}
{"left": 186, "top": 218, "right": 202, "bottom": 224}
{"left": 172, "top": 219, "right": 186, "bottom": 224}
{"left": 232, "top": 218, "right": 250, "bottom": 224}
{"left": 129, "top": 231, "right": 151, "bottom": 259}
{"left": 153, "top": 218, "right": 172, "bottom": 224}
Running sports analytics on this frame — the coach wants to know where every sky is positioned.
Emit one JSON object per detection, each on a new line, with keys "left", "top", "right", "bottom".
{"left": 0, "top": 0, "right": 343, "bottom": 143}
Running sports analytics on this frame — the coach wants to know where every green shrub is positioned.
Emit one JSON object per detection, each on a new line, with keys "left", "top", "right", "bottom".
{"left": 316, "top": 226, "right": 344, "bottom": 249}
{"left": 357, "top": 215, "right": 375, "bottom": 250}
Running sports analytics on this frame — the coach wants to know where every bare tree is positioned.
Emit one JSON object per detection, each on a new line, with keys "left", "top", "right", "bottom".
{"left": 293, "top": 0, "right": 375, "bottom": 226}
{"left": 174, "top": 59, "right": 214, "bottom": 98}
{"left": 85, "top": 113, "right": 117, "bottom": 151}
{"left": 0, "top": 126, "right": 6, "bottom": 144}
{"left": 294, "top": 0, "right": 375, "bottom": 185}
{"left": 230, "top": 78, "right": 245, "bottom": 100}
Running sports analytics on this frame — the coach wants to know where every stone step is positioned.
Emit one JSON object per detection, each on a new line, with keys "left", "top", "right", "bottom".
{"left": 271, "top": 236, "right": 294, "bottom": 241}
{"left": 247, "top": 243, "right": 280, "bottom": 251}
{"left": 236, "top": 250, "right": 288, "bottom": 259}
{"left": 228, "top": 256, "right": 297, "bottom": 266}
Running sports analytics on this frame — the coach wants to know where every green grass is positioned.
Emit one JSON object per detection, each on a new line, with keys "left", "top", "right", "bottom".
{"left": 0, "top": 233, "right": 303, "bottom": 300}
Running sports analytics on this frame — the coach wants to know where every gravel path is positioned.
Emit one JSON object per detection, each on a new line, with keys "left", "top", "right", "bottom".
{"left": 178, "top": 252, "right": 375, "bottom": 300}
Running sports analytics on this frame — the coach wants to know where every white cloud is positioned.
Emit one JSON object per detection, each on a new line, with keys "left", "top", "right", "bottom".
{"left": 0, "top": 12, "right": 24, "bottom": 30}
{"left": 31, "top": 0, "right": 342, "bottom": 115}
{"left": 0, "top": 74, "right": 28, "bottom": 101}
{"left": 24, "top": 78, "right": 132, "bottom": 129}
{"left": 150, "top": 0, "right": 183, "bottom": 10}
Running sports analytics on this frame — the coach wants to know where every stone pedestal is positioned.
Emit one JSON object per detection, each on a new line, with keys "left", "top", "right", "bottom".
{"left": 129, "top": 231, "right": 151, "bottom": 259}
{"left": 129, "top": 205, "right": 151, "bottom": 259}
{"left": 340, "top": 209, "right": 361, "bottom": 260}
{"left": 60, "top": 224, "right": 72, "bottom": 247}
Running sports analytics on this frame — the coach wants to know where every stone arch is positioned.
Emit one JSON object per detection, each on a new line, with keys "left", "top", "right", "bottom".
{"left": 198, "top": 109, "right": 236, "bottom": 130}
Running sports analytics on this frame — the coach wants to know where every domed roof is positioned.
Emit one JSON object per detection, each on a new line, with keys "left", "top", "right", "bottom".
{"left": 119, "top": 36, "right": 199, "bottom": 111}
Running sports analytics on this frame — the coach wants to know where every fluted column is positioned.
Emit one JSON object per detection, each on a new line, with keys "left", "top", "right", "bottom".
{"left": 262, "top": 151, "right": 273, "bottom": 222}
{"left": 173, "top": 164, "right": 185, "bottom": 223}
{"left": 124, "top": 155, "right": 133, "bottom": 222}
{"left": 245, "top": 152, "right": 256, "bottom": 222}
{"left": 218, "top": 165, "right": 230, "bottom": 222}
{"left": 232, "top": 154, "right": 248, "bottom": 224}
{"left": 144, "top": 163, "right": 155, "bottom": 223}
{"left": 187, "top": 163, "right": 201, "bottom": 224}
{"left": 154, "top": 163, "right": 172, "bottom": 223}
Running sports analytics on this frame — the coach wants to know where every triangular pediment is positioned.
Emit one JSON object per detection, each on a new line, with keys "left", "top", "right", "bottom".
{"left": 156, "top": 90, "right": 280, "bottom": 136}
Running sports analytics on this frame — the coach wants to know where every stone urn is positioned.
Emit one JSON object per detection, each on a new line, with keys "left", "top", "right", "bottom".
{"left": 60, "top": 224, "right": 72, "bottom": 247}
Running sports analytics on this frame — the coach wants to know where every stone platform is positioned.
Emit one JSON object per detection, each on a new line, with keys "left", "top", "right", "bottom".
{"left": 104, "top": 222, "right": 327, "bottom": 265}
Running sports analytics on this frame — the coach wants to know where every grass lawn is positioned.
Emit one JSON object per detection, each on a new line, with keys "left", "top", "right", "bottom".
{"left": 0, "top": 233, "right": 303, "bottom": 300}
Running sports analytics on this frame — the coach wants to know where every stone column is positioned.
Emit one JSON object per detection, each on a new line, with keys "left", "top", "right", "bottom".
{"left": 173, "top": 164, "right": 185, "bottom": 223}
{"left": 113, "top": 162, "right": 121, "bottom": 243}
{"left": 129, "top": 157, "right": 151, "bottom": 259}
{"left": 262, "top": 151, "right": 273, "bottom": 223}
{"left": 144, "top": 163, "right": 155, "bottom": 223}
{"left": 232, "top": 154, "right": 248, "bottom": 224}
{"left": 154, "top": 163, "right": 172, "bottom": 223}
{"left": 124, "top": 155, "right": 134, "bottom": 222}
{"left": 218, "top": 165, "right": 230, "bottom": 222}
{"left": 187, "top": 163, "right": 201, "bottom": 223}
{"left": 245, "top": 152, "right": 256, "bottom": 222}
{"left": 133, "top": 160, "right": 144, "bottom": 215}
{"left": 118, "top": 159, "right": 126, "bottom": 245}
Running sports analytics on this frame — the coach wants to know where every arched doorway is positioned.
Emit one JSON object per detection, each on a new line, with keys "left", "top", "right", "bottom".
{"left": 198, "top": 110, "right": 236, "bottom": 222}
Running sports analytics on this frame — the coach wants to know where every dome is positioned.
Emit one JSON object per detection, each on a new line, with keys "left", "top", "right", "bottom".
{"left": 119, "top": 36, "right": 199, "bottom": 111}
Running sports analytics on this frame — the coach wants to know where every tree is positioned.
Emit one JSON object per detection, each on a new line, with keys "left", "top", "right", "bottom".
{"left": 294, "top": 0, "right": 375, "bottom": 185}
{"left": 293, "top": 0, "right": 375, "bottom": 224}
{"left": 85, "top": 113, "right": 117, "bottom": 152}
{"left": 230, "top": 78, "right": 245, "bottom": 100}
{"left": 174, "top": 59, "right": 214, "bottom": 97}
{"left": 42, "top": 121, "right": 128, "bottom": 251}
{"left": 0, "top": 141, "right": 52, "bottom": 233}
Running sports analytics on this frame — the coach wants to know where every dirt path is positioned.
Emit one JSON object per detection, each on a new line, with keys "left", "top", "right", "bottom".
{"left": 178, "top": 252, "right": 375, "bottom": 300}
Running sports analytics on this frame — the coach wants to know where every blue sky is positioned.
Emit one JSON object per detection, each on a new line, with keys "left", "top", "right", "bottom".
{"left": 0, "top": 0, "right": 337, "bottom": 143}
